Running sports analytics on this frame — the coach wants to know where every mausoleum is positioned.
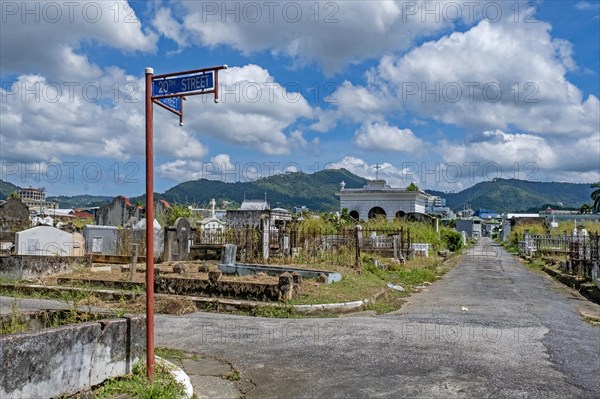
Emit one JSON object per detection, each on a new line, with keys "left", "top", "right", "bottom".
{"left": 337, "top": 180, "right": 431, "bottom": 221}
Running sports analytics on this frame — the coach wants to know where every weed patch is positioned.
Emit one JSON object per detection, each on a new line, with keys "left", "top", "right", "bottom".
{"left": 251, "top": 305, "right": 298, "bottom": 318}
{"left": 155, "top": 347, "right": 186, "bottom": 363}
{"left": 94, "top": 361, "right": 186, "bottom": 399}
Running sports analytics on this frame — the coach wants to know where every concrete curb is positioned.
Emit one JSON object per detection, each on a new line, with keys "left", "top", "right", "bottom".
{"left": 292, "top": 289, "right": 389, "bottom": 314}
{"left": 541, "top": 266, "right": 600, "bottom": 305}
{"left": 293, "top": 299, "right": 367, "bottom": 313}
{"left": 0, "top": 283, "right": 392, "bottom": 316}
{"left": 155, "top": 356, "right": 194, "bottom": 399}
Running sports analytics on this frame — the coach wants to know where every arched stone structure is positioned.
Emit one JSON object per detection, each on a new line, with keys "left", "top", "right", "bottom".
{"left": 368, "top": 207, "right": 387, "bottom": 219}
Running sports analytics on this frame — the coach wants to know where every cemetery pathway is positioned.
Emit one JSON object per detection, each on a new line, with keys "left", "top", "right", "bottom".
{"left": 155, "top": 238, "right": 600, "bottom": 398}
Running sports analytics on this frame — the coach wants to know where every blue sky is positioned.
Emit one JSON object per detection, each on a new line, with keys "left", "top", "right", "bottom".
{"left": 1, "top": 0, "right": 599, "bottom": 199}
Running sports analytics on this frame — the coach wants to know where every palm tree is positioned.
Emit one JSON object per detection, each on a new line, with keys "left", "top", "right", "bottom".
{"left": 592, "top": 183, "right": 600, "bottom": 213}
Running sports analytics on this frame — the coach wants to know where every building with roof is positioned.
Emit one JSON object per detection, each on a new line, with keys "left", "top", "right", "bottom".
{"left": 336, "top": 180, "right": 432, "bottom": 221}
{"left": 17, "top": 187, "right": 56, "bottom": 215}
{"left": 225, "top": 199, "right": 291, "bottom": 228}
{"left": 473, "top": 209, "right": 501, "bottom": 219}
{"left": 425, "top": 195, "right": 455, "bottom": 218}
{"left": 456, "top": 219, "right": 482, "bottom": 239}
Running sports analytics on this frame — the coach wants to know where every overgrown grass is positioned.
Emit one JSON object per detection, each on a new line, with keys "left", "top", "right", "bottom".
{"left": 289, "top": 255, "right": 449, "bottom": 307}
{"left": 526, "top": 257, "right": 547, "bottom": 272}
{"left": 0, "top": 298, "right": 26, "bottom": 335}
{"left": 155, "top": 347, "right": 186, "bottom": 363}
{"left": 251, "top": 305, "right": 299, "bottom": 318}
{"left": 94, "top": 361, "right": 186, "bottom": 399}
{"left": 364, "top": 291, "right": 407, "bottom": 314}
{"left": 501, "top": 241, "right": 519, "bottom": 253}
{"left": 362, "top": 217, "right": 443, "bottom": 250}
{"left": 510, "top": 220, "right": 600, "bottom": 244}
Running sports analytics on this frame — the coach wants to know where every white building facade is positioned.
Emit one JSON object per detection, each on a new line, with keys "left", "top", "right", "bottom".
{"left": 337, "top": 180, "right": 432, "bottom": 221}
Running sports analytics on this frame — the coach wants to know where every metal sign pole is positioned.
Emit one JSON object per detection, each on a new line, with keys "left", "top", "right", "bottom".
{"left": 144, "top": 67, "right": 155, "bottom": 383}
{"left": 143, "top": 63, "right": 226, "bottom": 382}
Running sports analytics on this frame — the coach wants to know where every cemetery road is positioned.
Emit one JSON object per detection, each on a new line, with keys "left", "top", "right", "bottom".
{"left": 156, "top": 238, "right": 600, "bottom": 398}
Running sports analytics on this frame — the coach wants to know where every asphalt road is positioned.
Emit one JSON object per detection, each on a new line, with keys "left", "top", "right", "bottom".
{"left": 154, "top": 238, "right": 600, "bottom": 398}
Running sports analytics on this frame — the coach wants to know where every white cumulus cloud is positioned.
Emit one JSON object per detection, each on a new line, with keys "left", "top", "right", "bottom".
{"left": 354, "top": 122, "right": 424, "bottom": 153}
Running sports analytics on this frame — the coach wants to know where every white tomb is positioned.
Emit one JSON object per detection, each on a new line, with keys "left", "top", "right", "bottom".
{"left": 337, "top": 179, "right": 431, "bottom": 221}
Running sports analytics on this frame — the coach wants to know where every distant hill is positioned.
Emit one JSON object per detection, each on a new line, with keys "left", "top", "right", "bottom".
{"left": 162, "top": 168, "right": 368, "bottom": 211}
{"left": 428, "top": 179, "right": 595, "bottom": 213}
{"left": 6, "top": 174, "right": 596, "bottom": 214}
{"left": 0, "top": 179, "right": 19, "bottom": 200}
{"left": 46, "top": 195, "right": 115, "bottom": 209}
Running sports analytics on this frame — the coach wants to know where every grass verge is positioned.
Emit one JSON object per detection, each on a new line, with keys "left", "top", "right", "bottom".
{"left": 289, "top": 254, "right": 458, "bottom": 310}
{"left": 93, "top": 360, "right": 186, "bottom": 399}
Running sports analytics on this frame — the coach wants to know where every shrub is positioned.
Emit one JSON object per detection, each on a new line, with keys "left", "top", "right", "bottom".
{"left": 440, "top": 229, "right": 463, "bottom": 252}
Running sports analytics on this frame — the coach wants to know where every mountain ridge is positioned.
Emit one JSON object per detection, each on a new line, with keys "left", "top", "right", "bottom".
{"left": 1, "top": 172, "right": 596, "bottom": 213}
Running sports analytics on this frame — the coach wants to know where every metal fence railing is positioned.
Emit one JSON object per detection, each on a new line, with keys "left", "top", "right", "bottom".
{"left": 192, "top": 226, "right": 413, "bottom": 267}
{"left": 518, "top": 233, "right": 600, "bottom": 282}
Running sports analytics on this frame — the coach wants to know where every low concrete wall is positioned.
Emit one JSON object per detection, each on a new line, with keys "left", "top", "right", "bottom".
{"left": 0, "top": 255, "right": 91, "bottom": 280}
{"left": 542, "top": 266, "right": 600, "bottom": 304}
{"left": 91, "top": 254, "right": 147, "bottom": 264}
{"left": 155, "top": 275, "right": 299, "bottom": 302}
{"left": 57, "top": 277, "right": 144, "bottom": 291}
{"left": 55, "top": 274, "right": 300, "bottom": 302}
{"left": 218, "top": 263, "right": 342, "bottom": 284}
{"left": 0, "top": 314, "right": 145, "bottom": 399}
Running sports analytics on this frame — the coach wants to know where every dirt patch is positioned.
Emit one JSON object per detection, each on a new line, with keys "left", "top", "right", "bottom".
{"left": 155, "top": 296, "right": 198, "bottom": 315}
{"left": 41, "top": 260, "right": 282, "bottom": 286}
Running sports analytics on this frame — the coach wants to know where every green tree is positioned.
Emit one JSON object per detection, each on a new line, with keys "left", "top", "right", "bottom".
{"left": 592, "top": 183, "right": 600, "bottom": 213}
{"left": 579, "top": 203, "right": 592, "bottom": 214}
{"left": 406, "top": 182, "right": 419, "bottom": 192}
{"left": 8, "top": 191, "right": 19, "bottom": 199}
{"left": 166, "top": 203, "right": 192, "bottom": 225}
{"left": 340, "top": 208, "right": 354, "bottom": 225}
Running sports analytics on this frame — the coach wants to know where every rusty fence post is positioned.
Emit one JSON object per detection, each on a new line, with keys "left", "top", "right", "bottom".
{"left": 130, "top": 243, "right": 138, "bottom": 282}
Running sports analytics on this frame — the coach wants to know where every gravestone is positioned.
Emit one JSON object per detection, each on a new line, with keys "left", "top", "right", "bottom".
{"left": 133, "top": 218, "right": 164, "bottom": 259}
{"left": 278, "top": 272, "right": 294, "bottom": 301}
{"left": 282, "top": 234, "right": 290, "bottom": 257}
{"left": 164, "top": 218, "right": 191, "bottom": 261}
{"left": 221, "top": 244, "right": 237, "bottom": 266}
{"left": 410, "top": 243, "right": 430, "bottom": 257}
{"left": 461, "top": 231, "right": 467, "bottom": 245}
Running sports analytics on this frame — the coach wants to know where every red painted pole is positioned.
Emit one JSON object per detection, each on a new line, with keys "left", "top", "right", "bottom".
{"left": 144, "top": 67, "right": 155, "bottom": 383}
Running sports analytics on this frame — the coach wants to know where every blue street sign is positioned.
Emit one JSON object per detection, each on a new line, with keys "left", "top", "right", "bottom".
{"left": 155, "top": 96, "right": 181, "bottom": 114}
{"left": 152, "top": 72, "right": 214, "bottom": 97}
